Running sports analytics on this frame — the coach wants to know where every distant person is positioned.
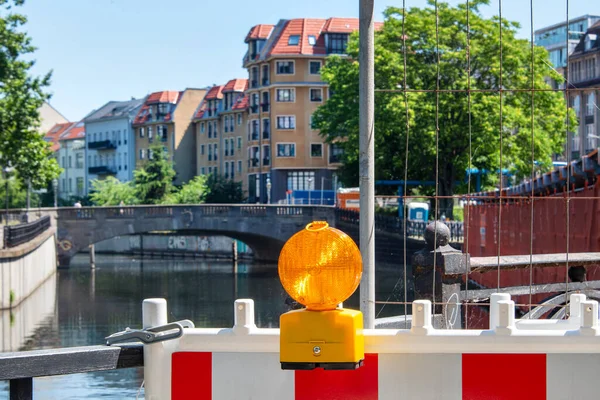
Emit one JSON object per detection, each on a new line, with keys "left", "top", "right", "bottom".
{"left": 119, "top": 201, "right": 125, "bottom": 215}
{"left": 74, "top": 201, "right": 82, "bottom": 208}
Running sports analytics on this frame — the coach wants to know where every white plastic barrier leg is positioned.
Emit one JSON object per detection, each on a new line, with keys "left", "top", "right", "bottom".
{"left": 143, "top": 298, "right": 168, "bottom": 400}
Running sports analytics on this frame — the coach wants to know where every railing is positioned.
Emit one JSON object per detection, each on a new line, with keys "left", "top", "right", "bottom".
{"left": 335, "top": 208, "right": 464, "bottom": 242}
{"left": 88, "top": 166, "right": 116, "bottom": 175}
{"left": 87, "top": 140, "right": 116, "bottom": 150}
{"left": 0, "top": 344, "right": 142, "bottom": 400}
{"left": 3, "top": 216, "right": 51, "bottom": 248}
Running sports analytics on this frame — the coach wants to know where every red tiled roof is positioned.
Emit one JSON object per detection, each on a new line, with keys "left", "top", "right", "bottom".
{"left": 44, "top": 122, "right": 74, "bottom": 152}
{"left": 232, "top": 94, "right": 248, "bottom": 111}
{"left": 267, "top": 18, "right": 383, "bottom": 57}
{"left": 245, "top": 24, "right": 274, "bottom": 42}
{"left": 205, "top": 85, "right": 224, "bottom": 100}
{"left": 223, "top": 78, "right": 248, "bottom": 93}
{"left": 193, "top": 102, "right": 207, "bottom": 120}
{"left": 147, "top": 91, "right": 180, "bottom": 104}
{"left": 60, "top": 122, "right": 85, "bottom": 141}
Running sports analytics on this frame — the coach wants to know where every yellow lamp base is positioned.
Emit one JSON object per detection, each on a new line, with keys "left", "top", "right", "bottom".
{"left": 280, "top": 308, "right": 364, "bottom": 370}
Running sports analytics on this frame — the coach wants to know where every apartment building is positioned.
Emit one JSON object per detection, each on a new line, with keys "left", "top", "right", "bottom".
{"left": 57, "top": 121, "right": 86, "bottom": 200}
{"left": 84, "top": 98, "right": 145, "bottom": 192}
{"left": 568, "top": 21, "right": 600, "bottom": 160}
{"left": 193, "top": 79, "right": 249, "bottom": 191}
{"left": 243, "top": 18, "right": 360, "bottom": 203}
{"left": 535, "top": 15, "right": 600, "bottom": 89}
{"left": 133, "top": 89, "right": 207, "bottom": 184}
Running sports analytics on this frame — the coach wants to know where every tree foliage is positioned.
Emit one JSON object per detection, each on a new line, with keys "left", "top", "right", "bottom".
{"left": 0, "top": 0, "right": 61, "bottom": 190}
{"left": 174, "top": 175, "right": 209, "bottom": 204}
{"left": 312, "top": 0, "right": 575, "bottom": 217}
{"left": 204, "top": 174, "right": 245, "bottom": 204}
{"left": 133, "top": 145, "right": 176, "bottom": 204}
{"left": 89, "top": 177, "right": 137, "bottom": 206}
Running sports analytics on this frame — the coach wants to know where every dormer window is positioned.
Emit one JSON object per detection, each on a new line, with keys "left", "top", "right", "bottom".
{"left": 327, "top": 33, "right": 349, "bottom": 55}
{"left": 308, "top": 35, "right": 317, "bottom": 46}
{"left": 288, "top": 35, "right": 300, "bottom": 45}
{"left": 585, "top": 34, "right": 597, "bottom": 51}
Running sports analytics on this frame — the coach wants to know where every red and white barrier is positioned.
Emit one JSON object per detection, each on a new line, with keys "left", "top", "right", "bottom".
{"left": 142, "top": 295, "right": 600, "bottom": 400}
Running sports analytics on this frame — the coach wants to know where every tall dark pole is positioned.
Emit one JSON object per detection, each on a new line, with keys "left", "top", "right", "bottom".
{"left": 359, "top": 0, "right": 375, "bottom": 328}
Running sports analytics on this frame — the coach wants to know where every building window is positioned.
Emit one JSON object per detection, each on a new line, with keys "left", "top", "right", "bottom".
{"left": 277, "top": 116, "right": 296, "bottom": 130}
{"left": 329, "top": 143, "right": 344, "bottom": 163}
{"left": 230, "top": 138, "right": 235, "bottom": 154}
{"left": 208, "top": 144, "right": 213, "bottom": 161}
{"left": 208, "top": 167, "right": 212, "bottom": 174}
{"left": 309, "top": 61, "right": 322, "bottom": 75}
{"left": 76, "top": 177, "right": 84, "bottom": 196}
{"left": 262, "top": 118, "right": 270, "bottom": 139}
{"left": 276, "top": 61, "right": 294, "bottom": 75}
{"left": 237, "top": 136, "right": 242, "bottom": 149}
{"left": 225, "top": 139, "right": 229, "bottom": 156}
{"left": 310, "top": 88, "right": 323, "bottom": 102}
{"left": 148, "top": 148, "right": 154, "bottom": 159}
{"left": 586, "top": 92, "right": 596, "bottom": 117}
{"left": 287, "top": 171, "right": 315, "bottom": 191}
{"left": 76, "top": 153, "right": 84, "bottom": 168}
{"left": 310, "top": 114, "right": 316, "bottom": 130}
{"left": 157, "top": 125, "right": 167, "bottom": 141}
{"left": 213, "top": 143, "right": 218, "bottom": 160}
{"left": 237, "top": 160, "right": 242, "bottom": 173}
{"left": 308, "top": 35, "right": 317, "bottom": 46}
{"left": 263, "top": 145, "right": 270, "bottom": 166}
{"left": 139, "top": 149, "right": 145, "bottom": 160}
{"left": 288, "top": 35, "right": 300, "bottom": 45}
{"left": 249, "top": 146, "right": 260, "bottom": 167}
{"left": 68, "top": 155, "right": 72, "bottom": 168}
{"left": 251, "top": 67, "right": 259, "bottom": 88}
{"left": 208, "top": 123, "right": 213, "bottom": 138}
{"left": 327, "top": 33, "right": 349, "bottom": 54}
{"left": 68, "top": 178, "right": 72, "bottom": 193}
{"left": 251, "top": 120, "right": 260, "bottom": 140}
{"left": 277, "top": 143, "right": 296, "bottom": 157}
{"left": 148, "top": 126, "right": 153, "bottom": 142}
{"left": 262, "top": 65, "right": 270, "bottom": 86}
{"left": 311, "top": 143, "right": 323, "bottom": 157}
{"left": 200, "top": 122, "right": 205, "bottom": 134}
{"left": 213, "top": 121, "right": 218, "bottom": 137}
{"left": 237, "top": 113, "right": 242, "bottom": 126}
{"left": 276, "top": 88, "right": 295, "bottom": 102}
{"left": 139, "top": 127, "right": 145, "bottom": 138}
{"left": 200, "top": 144, "right": 205, "bottom": 155}
{"left": 201, "top": 167, "right": 205, "bottom": 175}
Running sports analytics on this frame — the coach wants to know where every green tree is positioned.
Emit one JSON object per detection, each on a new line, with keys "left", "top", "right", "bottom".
{"left": 173, "top": 175, "right": 209, "bottom": 204}
{"left": 0, "top": 0, "right": 61, "bottom": 190}
{"left": 89, "top": 176, "right": 137, "bottom": 206}
{"left": 133, "top": 145, "right": 176, "bottom": 204}
{"left": 312, "top": 0, "right": 575, "bottom": 218}
{"left": 204, "top": 174, "right": 245, "bottom": 204}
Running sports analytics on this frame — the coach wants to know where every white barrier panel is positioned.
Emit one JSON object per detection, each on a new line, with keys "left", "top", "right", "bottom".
{"left": 142, "top": 297, "right": 600, "bottom": 400}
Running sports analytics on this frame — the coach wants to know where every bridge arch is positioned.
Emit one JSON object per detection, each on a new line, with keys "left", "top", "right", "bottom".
{"left": 56, "top": 205, "right": 336, "bottom": 267}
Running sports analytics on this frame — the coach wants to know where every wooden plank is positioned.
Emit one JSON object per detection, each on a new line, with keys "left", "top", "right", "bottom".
{"left": 0, "top": 344, "right": 143, "bottom": 380}
{"left": 10, "top": 378, "right": 32, "bottom": 400}
{"left": 463, "top": 280, "right": 600, "bottom": 301}
{"left": 469, "top": 253, "right": 600, "bottom": 273}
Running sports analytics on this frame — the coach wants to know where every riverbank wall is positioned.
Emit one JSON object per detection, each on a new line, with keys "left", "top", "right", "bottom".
{"left": 0, "top": 228, "right": 57, "bottom": 310}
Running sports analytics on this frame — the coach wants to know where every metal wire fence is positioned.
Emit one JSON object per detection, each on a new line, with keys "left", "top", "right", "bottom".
{"left": 371, "top": 0, "right": 600, "bottom": 329}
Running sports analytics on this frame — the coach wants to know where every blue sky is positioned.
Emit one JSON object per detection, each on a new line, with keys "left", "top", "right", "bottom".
{"left": 17, "top": 0, "right": 600, "bottom": 121}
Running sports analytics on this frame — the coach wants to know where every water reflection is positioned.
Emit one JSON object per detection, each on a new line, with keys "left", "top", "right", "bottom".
{"left": 0, "top": 254, "right": 407, "bottom": 399}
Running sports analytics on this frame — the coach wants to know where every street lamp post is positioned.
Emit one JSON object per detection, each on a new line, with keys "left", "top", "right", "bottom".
{"left": 266, "top": 178, "right": 272, "bottom": 204}
{"left": 52, "top": 179, "right": 58, "bottom": 208}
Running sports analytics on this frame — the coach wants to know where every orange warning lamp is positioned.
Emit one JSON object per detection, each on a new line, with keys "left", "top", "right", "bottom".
{"left": 279, "top": 221, "right": 364, "bottom": 370}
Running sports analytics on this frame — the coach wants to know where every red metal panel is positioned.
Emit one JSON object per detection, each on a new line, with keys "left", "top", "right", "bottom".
{"left": 172, "top": 352, "right": 212, "bottom": 400}
{"left": 462, "top": 354, "right": 546, "bottom": 400}
{"left": 295, "top": 353, "right": 378, "bottom": 400}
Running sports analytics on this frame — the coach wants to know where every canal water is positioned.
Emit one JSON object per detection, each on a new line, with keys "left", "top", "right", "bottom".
{"left": 0, "top": 254, "right": 409, "bottom": 399}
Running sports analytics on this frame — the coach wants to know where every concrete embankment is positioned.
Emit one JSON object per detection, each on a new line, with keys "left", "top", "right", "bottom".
{"left": 0, "top": 228, "right": 57, "bottom": 310}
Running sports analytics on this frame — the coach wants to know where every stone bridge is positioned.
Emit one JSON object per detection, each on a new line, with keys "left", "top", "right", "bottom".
{"left": 55, "top": 205, "right": 336, "bottom": 267}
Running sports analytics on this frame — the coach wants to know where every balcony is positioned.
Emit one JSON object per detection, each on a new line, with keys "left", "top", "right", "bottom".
{"left": 88, "top": 140, "right": 116, "bottom": 150}
{"left": 88, "top": 166, "right": 116, "bottom": 175}
{"left": 261, "top": 103, "right": 270, "bottom": 113}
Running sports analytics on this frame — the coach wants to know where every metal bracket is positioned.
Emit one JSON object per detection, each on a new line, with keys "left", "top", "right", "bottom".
{"left": 105, "top": 320, "right": 195, "bottom": 345}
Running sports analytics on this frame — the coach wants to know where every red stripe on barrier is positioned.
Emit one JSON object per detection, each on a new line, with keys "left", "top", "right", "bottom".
{"left": 462, "top": 354, "right": 546, "bottom": 400}
{"left": 172, "top": 352, "right": 212, "bottom": 400}
{"left": 295, "top": 354, "right": 378, "bottom": 400}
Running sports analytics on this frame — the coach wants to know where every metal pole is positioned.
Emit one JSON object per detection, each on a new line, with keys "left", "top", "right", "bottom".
{"left": 359, "top": 0, "right": 375, "bottom": 328}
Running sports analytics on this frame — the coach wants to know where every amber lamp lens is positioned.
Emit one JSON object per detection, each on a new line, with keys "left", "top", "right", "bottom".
{"left": 278, "top": 221, "right": 362, "bottom": 311}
